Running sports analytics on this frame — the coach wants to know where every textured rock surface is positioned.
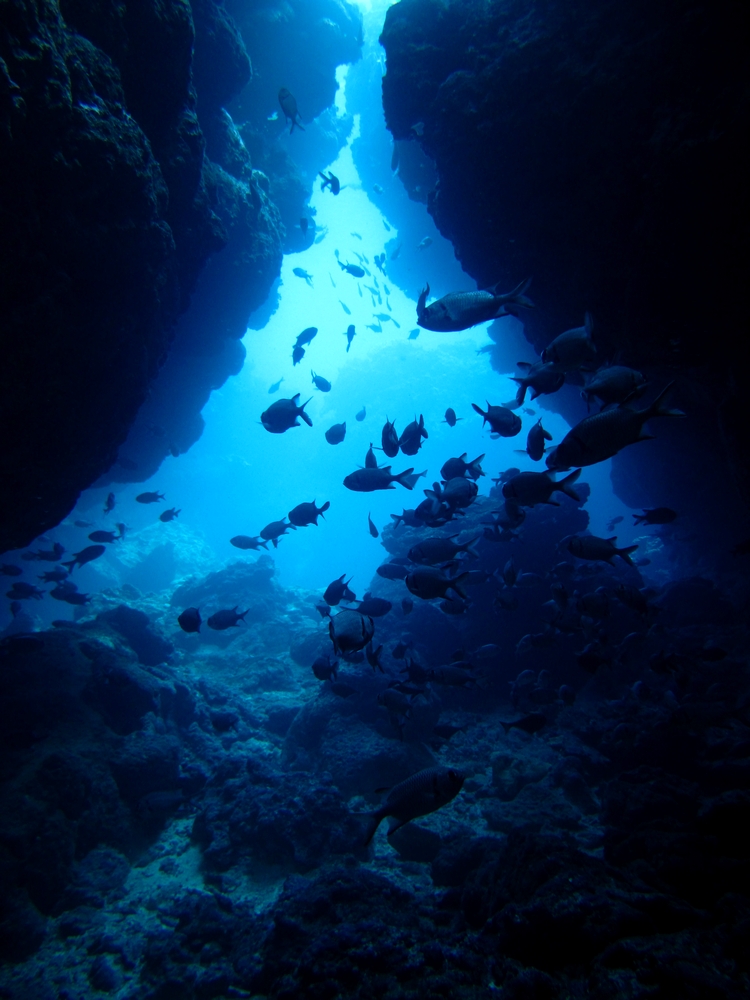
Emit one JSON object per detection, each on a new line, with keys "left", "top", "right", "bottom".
{"left": 380, "top": 0, "right": 749, "bottom": 540}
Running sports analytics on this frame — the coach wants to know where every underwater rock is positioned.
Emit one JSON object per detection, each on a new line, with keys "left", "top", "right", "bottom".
{"left": 97, "top": 605, "right": 174, "bottom": 666}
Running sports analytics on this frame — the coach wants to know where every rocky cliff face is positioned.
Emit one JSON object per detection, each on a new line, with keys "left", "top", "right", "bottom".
{"left": 380, "top": 0, "right": 748, "bottom": 545}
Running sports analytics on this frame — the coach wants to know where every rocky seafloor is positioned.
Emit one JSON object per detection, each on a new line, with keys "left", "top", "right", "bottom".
{"left": 1, "top": 479, "right": 748, "bottom": 999}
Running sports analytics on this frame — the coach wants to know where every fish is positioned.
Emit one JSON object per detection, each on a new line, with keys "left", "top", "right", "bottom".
{"left": 178, "top": 608, "right": 201, "bottom": 633}
{"left": 288, "top": 500, "right": 330, "bottom": 527}
{"left": 368, "top": 513, "right": 379, "bottom": 538}
{"left": 402, "top": 470, "right": 427, "bottom": 490}
{"left": 502, "top": 469, "right": 581, "bottom": 507}
{"left": 582, "top": 365, "right": 647, "bottom": 409}
{"left": 417, "top": 278, "right": 533, "bottom": 331}
{"left": 417, "top": 237, "right": 432, "bottom": 250}
{"left": 26, "top": 541, "right": 65, "bottom": 561}
{"left": 292, "top": 267, "right": 313, "bottom": 286}
{"left": 319, "top": 171, "right": 340, "bottom": 194}
{"left": 300, "top": 217, "right": 308, "bottom": 234}
{"left": 500, "top": 713, "right": 546, "bottom": 735}
{"left": 633, "top": 507, "right": 677, "bottom": 525}
{"left": 345, "top": 325, "right": 356, "bottom": 351}
{"left": 443, "top": 407, "right": 462, "bottom": 427}
{"left": 391, "top": 243, "right": 402, "bottom": 260}
{"left": 312, "top": 655, "right": 338, "bottom": 682}
{"left": 356, "top": 406, "right": 366, "bottom": 422}
{"left": 472, "top": 401, "right": 522, "bottom": 438}
{"left": 329, "top": 609, "right": 374, "bottom": 655}
{"left": 207, "top": 607, "right": 248, "bottom": 630}
{"left": 278, "top": 87, "right": 304, "bottom": 133}
{"left": 329, "top": 273, "right": 336, "bottom": 287}
{"left": 261, "top": 394, "right": 313, "bottom": 433}
{"left": 546, "top": 383, "right": 685, "bottom": 471}
{"left": 373, "top": 184, "right": 384, "bottom": 194}
{"left": 73, "top": 520, "right": 93, "bottom": 528}
{"left": 357, "top": 594, "right": 392, "bottom": 617}
{"left": 363, "top": 766, "right": 464, "bottom": 845}
{"left": 339, "top": 300, "right": 352, "bottom": 315}
{"left": 311, "top": 371, "right": 332, "bottom": 392}
{"left": 374, "top": 312, "right": 393, "bottom": 322}
{"left": 292, "top": 345, "right": 306, "bottom": 365}
{"left": 408, "top": 328, "right": 420, "bottom": 340}
{"left": 295, "top": 327, "right": 318, "bottom": 348}
{"left": 408, "top": 535, "right": 479, "bottom": 566}
{"left": 50, "top": 581, "right": 90, "bottom": 605}
{"left": 268, "top": 377, "right": 285, "bottom": 394}
{"left": 351, "top": 232, "right": 362, "bottom": 240}
{"left": 524, "top": 420, "right": 553, "bottom": 461}
{"left": 401, "top": 598, "right": 413, "bottom": 615}
{"left": 366, "top": 323, "right": 382, "bottom": 332}
{"left": 440, "top": 453, "right": 484, "bottom": 481}
{"left": 62, "top": 545, "right": 106, "bottom": 572}
{"left": 566, "top": 535, "right": 639, "bottom": 566}
{"left": 230, "top": 535, "right": 268, "bottom": 551}
{"left": 136, "top": 492, "right": 165, "bottom": 504}
{"left": 377, "top": 562, "right": 409, "bottom": 580}
{"left": 315, "top": 602, "right": 332, "bottom": 619}
{"left": 366, "top": 641, "right": 384, "bottom": 671}
{"left": 103, "top": 493, "right": 116, "bottom": 514}
{"left": 339, "top": 261, "right": 365, "bottom": 278}
{"left": 510, "top": 361, "right": 565, "bottom": 404}
{"left": 38, "top": 568, "right": 68, "bottom": 583}
{"left": 325, "top": 422, "right": 347, "bottom": 445}
{"left": 542, "top": 313, "right": 597, "bottom": 371}
{"left": 344, "top": 466, "right": 415, "bottom": 492}
{"left": 606, "top": 515, "right": 624, "bottom": 530}
{"left": 159, "top": 508, "right": 180, "bottom": 522}
{"left": 88, "top": 530, "right": 120, "bottom": 543}
{"left": 324, "top": 574, "right": 356, "bottom": 607}
{"left": 6, "top": 582, "right": 45, "bottom": 600}
{"left": 399, "top": 415, "right": 428, "bottom": 456}
{"left": 260, "top": 519, "right": 292, "bottom": 548}
{"left": 405, "top": 567, "right": 469, "bottom": 601}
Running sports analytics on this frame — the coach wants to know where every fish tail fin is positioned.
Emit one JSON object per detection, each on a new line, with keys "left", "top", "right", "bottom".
{"left": 465, "top": 536, "right": 481, "bottom": 559}
{"left": 416, "top": 283, "right": 430, "bottom": 319}
{"left": 471, "top": 402, "right": 486, "bottom": 420}
{"left": 559, "top": 468, "right": 582, "bottom": 501}
{"left": 363, "top": 808, "right": 386, "bottom": 847}
{"left": 510, "top": 379, "right": 527, "bottom": 404}
{"left": 394, "top": 468, "right": 415, "bottom": 490}
{"left": 61, "top": 560, "right": 75, "bottom": 572}
{"left": 617, "top": 544, "right": 639, "bottom": 566}
{"left": 632, "top": 514, "right": 645, "bottom": 525}
{"left": 647, "top": 381, "right": 685, "bottom": 419}
{"left": 495, "top": 276, "right": 534, "bottom": 310}
{"left": 259, "top": 540, "right": 269, "bottom": 549}
{"left": 320, "top": 501, "right": 331, "bottom": 514}
{"left": 500, "top": 721, "right": 512, "bottom": 733}
{"left": 450, "top": 573, "right": 469, "bottom": 599}
{"left": 299, "top": 397, "right": 313, "bottom": 426}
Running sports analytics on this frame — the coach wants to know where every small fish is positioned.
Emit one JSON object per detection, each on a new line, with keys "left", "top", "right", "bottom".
{"left": 278, "top": 87, "right": 304, "bottom": 133}
{"left": 633, "top": 507, "right": 677, "bottom": 526}
{"left": 329, "top": 608, "right": 374, "bottom": 655}
{"left": 567, "top": 535, "right": 638, "bottom": 566}
{"left": 178, "top": 607, "right": 201, "bottom": 633}
{"left": 524, "top": 419, "right": 553, "bottom": 462}
{"left": 136, "top": 491, "right": 165, "bottom": 504}
{"left": 103, "top": 492, "right": 116, "bottom": 514}
{"left": 268, "top": 377, "right": 285, "bottom": 394}
{"left": 502, "top": 469, "right": 580, "bottom": 507}
{"left": 319, "top": 171, "right": 340, "bottom": 195}
{"left": 363, "top": 766, "right": 464, "bottom": 845}
{"left": 368, "top": 513, "right": 379, "bottom": 538}
{"left": 311, "top": 370, "right": 332, "bottom": 392}
{"left": 351, "top": 232, "right": 362, "bottom": 240}
{"left": 366, "top": 641, "right": 384, "bottom": 672}
{"left": 312, "top": 654, "right": 338, "bottom": 682}
{"left": 358, "top": 593, "right": 392, "bottom": 617}
{"left": 377, "top": 562, "right": 408, "bottom": 581}
{"left": 230, "top": 535, "right": 268, "bottom": 551}
{"left": 343, "top": 466, "right": 415, "bottom": 493}
{"left": 356, "top": 406, "right": 366, "bottom": 421}
{"left": 417, "top": 237, "right": 432, "bottom": 251}
{"left": 6, "top": 582, "right": 45, "bottom": 600}
{"left": 358, "top": 284, "right": 363, "bottom": 298}
{"left": 472, "top": 401, "right": 521, "bottom": 438}
{"left": 606, "top": 515, "right": 624, "bottom": 531}
{"left": 329, "top": 273, "right": 336, "bottom": 287}
{"left": 88, "top": 530, "right": 120, "bottom": 543}
{"left": 292, "top": 345, "right": 305, "bottom": 365}
{"left": 383, "top": 220, "right": 391, "bottom": 231}
{"left": 399, "top": 415, "right": 428, "bottom": 456}
{"left": 339, "top": 261, "right": 365, "bottom": 278}
{"left": 408, "top": 329, "right": 420, "bottom": 340}
{"left": 440, "top": 453, "right": 484, "bottom": 481}
{"left": 443, "top": 408, "right": 461, "bottom": 427}
{"left": 159, "top": 508, "right": 180, "bottom": 522}
{"left": 0, "top": 564, "right": 22, "bottom": 577}
{"left": 295, "top": 328, "right": 318, "bottom": 347}
{"left": 366, "top": 323, "right": 382, "bottom": 332}
{"left": 373, "top": 184, "right": 384, "bottom": 194}
{"left": 523, "top": 408, "right": 536, "bottom": 416}
{"left": 207, "top": 607, "right": 248, "bottom": 630}
{"left": 325, "top": 422, "right": 347, "bottom": 445}
{"left": 339, "top": 300, "right": 352, "bottom": 315}
{"left": 292, "top": 267, "right": 313, "bottom": 286}
{"left": 345, "top": 325, "right": 356, "bottom": 351}
{"left": 381, "top": 418, "right": 400, "bottom": 458}
{"left": 62, "top": 545, "right": 106, "bottom": 572}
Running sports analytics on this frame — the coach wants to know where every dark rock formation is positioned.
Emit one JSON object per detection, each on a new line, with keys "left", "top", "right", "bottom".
{"left": 380, "top": 0, "right": 749, "bottom": 547}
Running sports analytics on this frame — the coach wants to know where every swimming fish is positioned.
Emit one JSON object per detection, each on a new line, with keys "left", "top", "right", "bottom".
{"left": 292, "top": 267, "right": 313, "bottom": 286}
{"left": 325, "top": 422, "right": 346, "bottom": 445}
{"left": 345, "top": 325, "right": 356, "bottom": 351}
{"left": 289, "top": 500, "right": 330, "bottom": 527}
{"left": 136, "top": 492, "right": 165, "bottom": 504}
{"left": 362, "top": 766, "right": 464, "bottom": 845}
{"left": 417, "top": 278, "right": 533, "bottom": 331}
{"left": 278, "top": 88, "right": 304, "bottom": 133}
{"left": 261, "top": 394, "right": 313, "bottom": 433}
{"left": 311, "top": 371, "right": 332, "bottom": 392}
{"left": 368, "top": 513, "right": 379, "bottom": 538}
{"left": 319, "top": 171, "right": 340, "bottom": 195}
{"left": 344, "top": 467, "right": 415, "bottom": 492}
{"left": 207, "top": 607, "right": 248, "bottom": 630}
{"left": 268, "top": 377, "right": 285, "bottom": 393}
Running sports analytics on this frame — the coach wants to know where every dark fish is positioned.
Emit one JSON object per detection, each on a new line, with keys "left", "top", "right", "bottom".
{"left": 408, "top": 328, "right": 420, "bottom": 340}
{"left": 230, "top": 535, "right": 268, "bottom": 551}
{"left": 261, "top": 394, "right": 313, "bottom": 433}
{"left": 325, "top": 422, "right": 347, "bottom": 445}
{"left": 357, "top": 593, "right": 392, "bottom": 617}
{"left": 472, "top": 401, "right": 522, "bottom": 437}
{"left": 293, "top": 267, "right": 313, "bottom": 286}
{"left": 525, "top": 420, "right": 553, "bottom": 461}
{"left": 344, "top": 466, "right": 415, "bottom": 492}
{"left": 278, "top": 87, "right": 304, "bottom": 133}
{"left": 366, "top": 641, "right": 384, "bottom": 672}
{"left": 368, "top": 513, "right": 379, "bottom": 538}
{"left": 207, "top": 607, "right": 248, "bottom": 630}
{"left": 300, "top": 217, "right": 308, "bottom": 234}
{"left": 292, "top": 345, "right": 305, "bottom": 365}
{"left": 345, "top": 325, "right": 356, "bottom": 351}
{"left": 339, "top": 261, "right": 365, "bottom": 278}
{"left": 315, "top": 602, "right": 331, "bottom": 618}
{"left": 1, "top": 564, "right": 22, "bottom": 576}
{"left": 417, "top": 278, "right": 533, "bottom": 331}
{"left": 319, "top": 171, "right": 340, "bottom": 195}
{"left": 178, "top": 607, "right": 201, "bottom": 633}
{"left": 339, "top": 300, "right": 352, "bottom": 315}
{"left": 502, "top": 469, "right": 580, "bottom": 507}
{"left": 295, "top": 327, "right": 318, "bottom": 348}
{"left": 366, "top": 322, "right": 382, "bottom": 332}
{"left": 606, "top": 515, "right": 624, "bottom": 531}
{"left": 103, "top": 492, "right": 116, "bottom": 514}
{"left": 567, "top": 535, "right": 638, "bottom": 566}
{"left": 73, "top": 519, "right": 93, "bottom": 528}
{"left": 6, "top": 582, "right": 45, "bottom": 600}
{"left": 329, "top": 609, "right": 374, "bottom": 655}
{"left": 136, "top": 492, "right": 165, "bottom": 504}
{"left": 582, "top": 365, "right": 647, "bottom": 409}
{"left": 88, "top": 530, "right": 119, "bottom": 543}
{"left": 311, "top": 370, "right": 332, "bottom": 392}
{"left": 542, "top": 313, "right": 596, "bottom": 370}
{"left": 363, "top": 766, "right": 464, "bottom": 845}
{"left": 364, "top": 443, "right": 379, "bottom": 469}
{"left": 391, "top": 243, "right": 402, "bottom": 260}
{"left": 324, "top": 574, "right": 356, "bottom": 607}
{"left": 260, "top": 519, "right": 292, "bottom": 548}
{"left": 441, "top": 453, "right": 484, "bottom": 481}
{"left": 405, "top": 567, "right": 469, "bottom": 601}
{"left": 312, "top": 654, "right": 338, "bottom": 681}
{"left": 381, "top": 418, "right": 399, "bottom": 458}
{"left": 39, "top": 568, "right": 69, "bottom": 583}
{"left": 399, "top": 415, "right": 428, "bottom": 456}
{"left": 356, "top": 406, "right": 366, "bottom": 421}
{"left": 63, "top": 545, "right": 106, "bottom": 572}
{"left": 289, "top": 500, "right": 330, "bottom": 527}
{"left": 443, "top": 407, "right": 462, "bottom": 427}
{"left": 159, "top": 508, "right": 180, "bottom": 522}
{"left": 377, "top": 562, "right": 408, "bottom": 580}
{"left": 351, "top": 231, "right": 362, "bottom": 240}
{"left": 633, "top": 507, "right": 677, "bottom": 525}
{"left": 500, "top": 713, "right": 546, "bottom": 735}
{"left": 50, "top": 582, "right": 90, "bottom": 605}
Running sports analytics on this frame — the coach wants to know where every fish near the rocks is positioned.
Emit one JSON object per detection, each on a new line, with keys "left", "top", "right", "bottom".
{"left": 345, "top": 325, "right": 356, "bottom": 352}
{"left": 472, "top": 401, "right": 522, "bottom": 437}
{"left": 405, "top": 567, "right": 469, "bottom": 601}
{"left": 319, "top": 171, "right": 340, "bottom": 195}
{"left": 512, "top": 361, "right": 565, "bottom": 404}
{"left": 178, "top": 608, "right": 201, "bottom": 633}
{"left": 292, "top": 267, "right": 313, "bottom": 286}
{"left": 230, "top": 535, "right": 268, "bottom": 551}
{"left": 377, "top": 562, "right": 409, "bottom": 581}
{"left": 278, "top": 87, "right": 304, "bottom": 133}
{"left": 363, "top": 766, "right": 464, "bottom": 845}
{"left": 88, "top": 530, "right": 120, "bottom": 543}
{"left": 324, "top": 574, "right": 356, "bottom": 607}
{"left": 408, "top": 535, "right": 479, "bottom": 566}
{"left": 136, "top": 491, "right": 165, "bottom": 504}
{"left": 416, "top": 278, "right": 533, "bottom": 331}
{"left": 62, "top": 545, "right": 106, "bottom": 572}
{"left": 159, "top": 508, "right": 180, "bottom": 522}
{"left": 329, "top": 609, "right": 374, "bottom": 655}
{"left": 295, "top": 327, "right": 318, "bottom": 348}
{"left": 542, "top": 313, "right": 597, "bottom": 371}
{"left": 343, "top": 466, "right": 415, "bottom": 492}
{"left": 357, "top": 593, "right": 392, "bottom": 617}
{"left": 338, "top": 261, "right": 365, "bottom": 278}
{"left": 546, "top": 383, "right": 684, "bottom": 470}
{"left": 524, "top": 420, "right": 553, "bottom": 462}
{"left": 368, "top": 513, "right": 379, "bottom": 538}
{"left": 261, "top": 394, "right": 313, "bottom": 433}
{"left": 566, "top": 535, "right": 638, "bottom": 566}
{"left": 312, "top": 654, "right": 338, "bottom": 681}
{"left": 288, "top": 500, "right": 330, "bottom": 527}
{"left": 633, "top": 507, "right": 677, "bottom": 525}
{"left": 440, "top": 453, "right": 484, "bottom": 481}
{"left": 207, "top": 607, "right": 248, "bottom": 630}
{"left": 260, "top": 519, "right": 292, "bottom": 548}
{"left": 292, "top": 345, "right": 305, "bottom": 366}
{"left": 582, "top": 365, "right": 647, "bottom": 410}
{"left": 502, "top": 469, "right": 581, "bottom": 507}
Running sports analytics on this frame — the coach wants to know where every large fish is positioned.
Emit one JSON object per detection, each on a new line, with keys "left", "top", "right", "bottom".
{"left": 344, "top": 466, "right": 415, "bottom": 492}
{"left": 417, "top": 278, "right": 533, "bottom": 332}
{"left": 363, "top": 766, "right": 464, "bottom": 845}
{"left": 260, "top": 394, "right": 313, "bottom": 434}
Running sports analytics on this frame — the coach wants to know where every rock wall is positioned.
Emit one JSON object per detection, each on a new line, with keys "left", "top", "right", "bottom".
{"left": 380, "top": 0, "right": 749, "bottom": 543}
